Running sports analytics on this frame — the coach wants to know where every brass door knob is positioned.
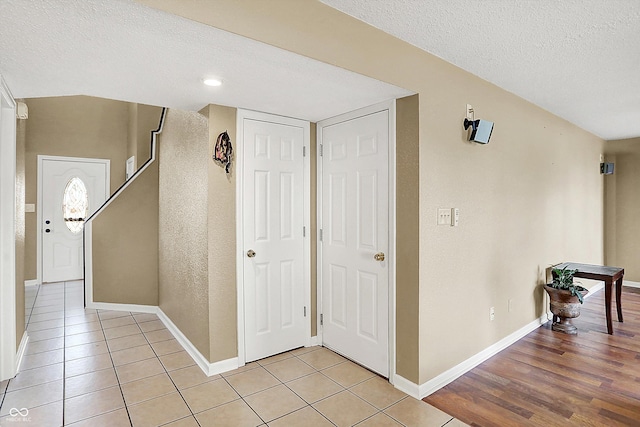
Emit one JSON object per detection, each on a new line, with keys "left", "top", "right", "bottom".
{"left": 247, "top": 249, "right": 256, "bottom": 258}
{"left": 374, "top": 252, "right": 385, "bottom": 262}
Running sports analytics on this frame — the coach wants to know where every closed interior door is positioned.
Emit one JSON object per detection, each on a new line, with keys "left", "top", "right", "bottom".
{"left": 321, "top": 110, "right": 389, "bottom": 377}
{"left": 41, "top": 158, "right": 108, "bottom": 283}
{"left": 243, "top": 118, "right": 306, "bottom": 362}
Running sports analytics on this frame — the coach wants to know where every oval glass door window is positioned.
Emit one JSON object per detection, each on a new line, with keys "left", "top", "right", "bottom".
{"left": 62, "top": 177, "right": 89, "bottom": 234}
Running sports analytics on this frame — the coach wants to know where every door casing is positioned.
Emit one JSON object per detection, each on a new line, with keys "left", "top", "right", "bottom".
{"left": 316, "top": 100, "right": 397, "bottom": 382}
{"left": 236, "top": 109, "right": 311, "bottom": 366}
{"left": 37, "top": 155, "right": 110, "bottom": 286}
{"left": 0, "top": 75, "right": 17, "bottom": 381}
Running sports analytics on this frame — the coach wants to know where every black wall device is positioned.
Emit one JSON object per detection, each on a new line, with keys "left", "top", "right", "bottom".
{"left": 464, "top": 118, "right": 494, "bottom": 144}
{"left": 600, "top": 162, "right": 614, "bottom": 175}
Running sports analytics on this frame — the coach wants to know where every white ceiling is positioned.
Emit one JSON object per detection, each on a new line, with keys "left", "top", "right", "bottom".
{"left": 320, "top": 0, "right": 640, "bottom": 140}
{"left": 1, "top": 1, "right": 637, "bottom": 140}
{"left": 0, "top": 0, "right": 410, "bottom": 123}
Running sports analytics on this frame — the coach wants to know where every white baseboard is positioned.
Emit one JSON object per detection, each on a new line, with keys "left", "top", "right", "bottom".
{"left": 86, "top": 302, "right": 159, "bottom": 314}
{"left": 392, "top": 374, "right": 421, "bottom": 400}
{"left": 308, "top": 335, "right": 319, "bottom": 347}
{"left": 624, "top": 280, "right": 640, "bottom": 289}
{"left": 24, "top": 280, "right": 38, "bottom": 287}
{"left": 585, "top": 282, "right": 604, "bottom": 296}
{"left": 157, "top": 308, "right": 238, "bottom": 376}
{"left": 83, "top": 302, "right": 239, "bottom": 377}
{"left": 15, "top": 332, "right": 28, "bottom": 372}
{"left": 402, "top": 313, "right": 549, "bottom": 400}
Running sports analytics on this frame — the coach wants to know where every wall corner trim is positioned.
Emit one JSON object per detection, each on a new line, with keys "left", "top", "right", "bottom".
{"left": 309, "top": 335, "right": 319, "bottom": 347}
{"left": 15, "top": 331, "right": 28, "bottom": 372}
{"left": 86, "top": 302, "right": 240, "bottom": 376}
{"left": 416, "top": 313, "right": 550, "bottom": 399}
{"left": 156, "top": 308, "right": 238, "bottom": 376}
{"left": 86, "top": 302, "right": 157, "bottom": 314}
{"left": 392, "top": 374, "right": 422, "bottom": 400}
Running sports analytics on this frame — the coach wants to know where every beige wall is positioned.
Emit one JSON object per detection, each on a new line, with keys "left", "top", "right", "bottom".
{"left": 127, "top": 103, "right": 164, "bottom": 172}
{"left": 92, "top": 160, "right": 159, "bottom": 305}
{"left": 395, "top": 95, "right": 420, "bottom": 381}
{"left": 127, "top": 103, "right": 138, "bottom": 167}
{"left": 15, "top": 117, "right": 26, "bottom": 349}
{"left": 23, "top": 96, "right": 131, "bottom": 280}
{"left": 206, "top": 105, "right": 238, "bottom": 362}
{"left": 158, "top": 108, "right": 210, "bottom": 359}
{"left": 141, "top": 0, "right": 605, "bottom": 385}
{"left": 137, "top": 104, "right": 163, "bottom": 166}
{"left": 604, "top": 138, "right": 640, "bottom": 279}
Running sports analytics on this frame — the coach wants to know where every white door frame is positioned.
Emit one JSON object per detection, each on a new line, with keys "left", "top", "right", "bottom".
{"left": 235, "top": 109, "right": 311, "bottom": 366}
{"left": 37, "top": 155, "right": 110, "bottom": 285}
{"left": 316, "top": 100, "right": 397, "bottom": 382}
{"left": 0, "top": 75, "right": 17, "bottom": 381}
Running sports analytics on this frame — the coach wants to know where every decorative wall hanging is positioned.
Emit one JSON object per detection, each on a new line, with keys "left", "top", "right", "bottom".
{"left": 213, "top": 130, "right": 233, "bottom": 174}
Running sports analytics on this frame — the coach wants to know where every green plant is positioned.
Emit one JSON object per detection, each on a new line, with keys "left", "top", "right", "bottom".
{"left": 549, "top": 266, "right": 588, "bottom": 303}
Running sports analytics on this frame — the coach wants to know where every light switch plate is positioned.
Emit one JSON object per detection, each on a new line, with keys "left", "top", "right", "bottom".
{"left": 25, "top": 203, "right": 35, "bottom": 213}
{"left": 437, "top": 208, "right": 451, "bottom": 225}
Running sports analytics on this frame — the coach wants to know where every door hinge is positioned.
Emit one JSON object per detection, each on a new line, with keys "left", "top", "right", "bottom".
{"left": 319, "top": 144, "right": 323, "bottom": 157}
{"left": 303, "top": 226, "right": 306, "bottom": 237}
{"left": 319, "top": 229, "right": 323, "bottom": 241}
{"left": 320, "top": 314, "right": 323, "bottom": 326}
{"left": 303, "top": 146, "right": 306, "bottom": 157}
{"left": 304, "top": 306, "right": 307, "bottom": 317}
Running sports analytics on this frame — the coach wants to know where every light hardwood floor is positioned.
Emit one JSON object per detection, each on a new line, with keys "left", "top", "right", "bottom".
{"left": 425, "top": 286, "right": 640, "bottom": 426}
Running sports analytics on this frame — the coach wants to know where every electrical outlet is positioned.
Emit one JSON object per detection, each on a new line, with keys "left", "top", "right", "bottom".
{"left": 451, "top": 208, "right": 459, "bottom": 226}
{"left": 600, "top": 154, "right": 605, "bottom": 163}
{"left": 437, "top": 208, "right": 451, "bottom": 225}
{"left": 490, "top": 306, "right": 495, "bottom": 321}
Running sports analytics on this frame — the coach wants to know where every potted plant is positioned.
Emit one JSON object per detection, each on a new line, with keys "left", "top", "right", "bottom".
{"left": 544, "top": 266, "right": 588, "bottom": 334}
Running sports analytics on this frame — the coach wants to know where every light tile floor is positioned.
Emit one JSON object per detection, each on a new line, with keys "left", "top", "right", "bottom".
{"left": 0, "top": 281, "right": 467, "bottom": 426}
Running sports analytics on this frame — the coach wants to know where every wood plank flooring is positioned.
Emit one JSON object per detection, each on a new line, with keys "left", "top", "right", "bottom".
{"left": 424, "top": 286, "right": 640, "bottom": 427}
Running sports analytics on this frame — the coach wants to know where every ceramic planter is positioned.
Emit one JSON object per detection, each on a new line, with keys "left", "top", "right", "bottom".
{"left": 544, "top": 285, "right": 589, "bottom": 335}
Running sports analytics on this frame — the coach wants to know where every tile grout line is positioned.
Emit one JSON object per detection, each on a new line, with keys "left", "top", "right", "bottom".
{"left": 270, "top": 352, "right": 342, "bottom": 425}
{"left": 131, "top": 315, "right": 203, "bottom": 427}
{"left": 24, "top": 280, "right": 43, "bottom": 331}
{"left": 96, "top": 309, "right": 135, "bottom": 427}
{"left": 217, "top": 373, "right": 269, "bottom": 425}
{"left": 287, "top": 350, "right": 410, "bottom": 426}
{"left": 223, "top": 350, "right": 361, "bottom": 426}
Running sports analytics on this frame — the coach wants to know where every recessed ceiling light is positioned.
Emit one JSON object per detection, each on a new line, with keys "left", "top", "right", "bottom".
{"left": 203, "top": 78, "right": 222, "bottom": 87}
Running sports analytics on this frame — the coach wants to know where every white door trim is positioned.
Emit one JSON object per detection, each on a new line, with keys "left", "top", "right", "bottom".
{"left": 236, "top": 109, "right": 311, "bottom": 366}
{"left": 316, "top": 100, "right": 397, "bottom": 382}
{"left": 0, "top": 75, "right": 17, "bottom": 381}
{"left": 37, "top": 155, "right": 110, "bottom": 285}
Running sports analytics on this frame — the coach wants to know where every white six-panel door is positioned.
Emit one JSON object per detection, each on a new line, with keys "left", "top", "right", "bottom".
{"left": 320, "top": 110, "right": 390, "bottom": 377}
{"left": 40, "top": 157, "right": 109, "bottom": 283}
{"left": 242, "top": 117, "right": 307, "bottom": 362}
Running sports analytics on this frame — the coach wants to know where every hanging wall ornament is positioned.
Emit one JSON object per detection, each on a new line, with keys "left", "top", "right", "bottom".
{"left": 213, "top": 130, "right": 233, "bottom": 174}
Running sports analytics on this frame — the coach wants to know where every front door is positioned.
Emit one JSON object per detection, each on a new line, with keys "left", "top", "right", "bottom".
{"left": 320, "top": 109, "right": 390, "bottom": 377}
{"left": 40, "top": 157, "right": 109, "bottom": 283}
{"left": 242, "top": 116, "right": 307, "bottom": 362}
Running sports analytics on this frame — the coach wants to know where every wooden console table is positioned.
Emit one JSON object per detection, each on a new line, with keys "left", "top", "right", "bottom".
{"left": 555, "top": 262, "right": 624, "bottom": 335}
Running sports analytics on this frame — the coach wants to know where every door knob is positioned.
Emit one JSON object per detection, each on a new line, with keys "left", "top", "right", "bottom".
{"left": 374, "top": 252, "right": 385, "bottom": 262}
{"left": 247, "top": 249, "right": 256, "bottom": 258}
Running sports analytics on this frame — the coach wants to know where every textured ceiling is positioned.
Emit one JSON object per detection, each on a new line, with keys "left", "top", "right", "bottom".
{"left": 321, "top": 0, "right": 640, "bottom": 140}
{"left": 0, "top": 0, "right": 410, "bottom": 122}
